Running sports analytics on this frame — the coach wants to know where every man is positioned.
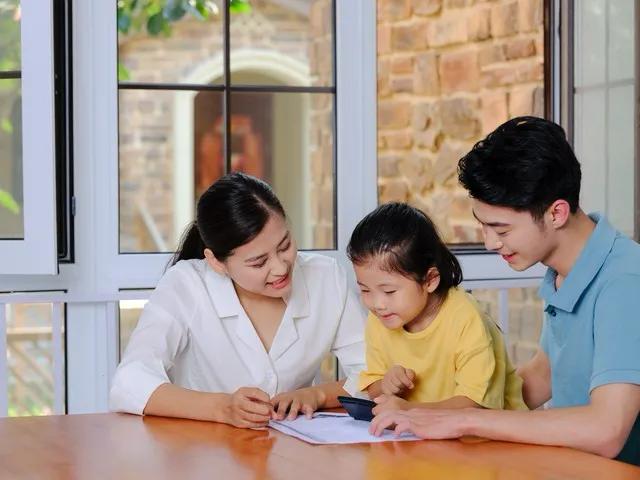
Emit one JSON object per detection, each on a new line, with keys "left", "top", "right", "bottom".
{"left": 371, "top": 117, "right": 640, "bottom": 465}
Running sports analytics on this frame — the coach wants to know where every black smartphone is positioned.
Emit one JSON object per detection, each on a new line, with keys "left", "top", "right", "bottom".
{"left": 337, "top": 396, "right": 376, "bottom": 422}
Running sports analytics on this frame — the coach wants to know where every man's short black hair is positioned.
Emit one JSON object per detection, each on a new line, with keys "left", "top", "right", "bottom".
{"left": 457, "top": 116, "right": 581, "bottom": 219}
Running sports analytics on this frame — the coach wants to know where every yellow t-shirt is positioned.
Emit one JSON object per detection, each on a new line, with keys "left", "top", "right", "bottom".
{"left": 358, "top": 287, "right": 527, "bottom": 410}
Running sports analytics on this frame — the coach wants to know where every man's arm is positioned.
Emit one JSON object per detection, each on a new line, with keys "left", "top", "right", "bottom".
{"left": 371, "top": 383, "right": 640, "bottom": 459}
{"left": 516, "top": 348, "right": 552, "bottom": 409}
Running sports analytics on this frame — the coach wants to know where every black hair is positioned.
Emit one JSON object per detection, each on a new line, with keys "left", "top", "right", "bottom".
{"left": 347, "top": 202, "right": 462, "bottom": 295}
{"left": 458, "top": 116, "right": 581, "bottom": 220}
{"left": 169, "top": 172, "right": 286, "bottom": 267}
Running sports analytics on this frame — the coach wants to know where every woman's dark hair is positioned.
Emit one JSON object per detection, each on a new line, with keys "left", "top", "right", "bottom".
{"left": 169, "top": 172, "right": 286, "bottom": 267}
{"left": 347, "top": 202, "right": 462, "bottom": 295}
{"left": 458, "top": 116, "right": 581, "bottom": 220}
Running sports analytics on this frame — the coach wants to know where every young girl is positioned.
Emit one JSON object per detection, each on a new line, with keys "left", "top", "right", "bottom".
{"left": 347, "top": 202, "right": 526, "bottom": 415}
{"left": 110, "top": 172, "right": 365, "bottom": 427}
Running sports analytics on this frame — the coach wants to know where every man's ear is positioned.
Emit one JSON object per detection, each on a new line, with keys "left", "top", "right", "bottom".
{"left": 547, "top": 200, "right": 571, "bottom": 230}
{"left": 425, "top": 267, "right": 441, "bottom": 294}
{"left": 204, "top": 248, "right": 228, "bottom": 276}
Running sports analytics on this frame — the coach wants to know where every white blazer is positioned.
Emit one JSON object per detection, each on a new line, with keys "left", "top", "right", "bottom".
{"left": 109, "top": 252, "right": 366, "bottom": 414}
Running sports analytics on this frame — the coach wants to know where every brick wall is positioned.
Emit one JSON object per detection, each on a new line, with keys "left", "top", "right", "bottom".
{"left": 377, "top": 0, "right": 546, "bottom": 362}
{"left": 118, "top": 0, "right": 333, "bottom": 251}
{"left": 377, "top": 0, "right": 545, "bottom": 244}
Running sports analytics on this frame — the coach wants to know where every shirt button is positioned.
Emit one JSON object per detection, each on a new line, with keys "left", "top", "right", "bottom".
{"left": 548, "top": 308, "right": 556, "bottom": 317}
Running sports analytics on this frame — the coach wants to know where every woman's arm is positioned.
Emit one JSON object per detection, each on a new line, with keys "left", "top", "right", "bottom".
{"left": 145, "top": 383, "right": 273, "bottom": 428}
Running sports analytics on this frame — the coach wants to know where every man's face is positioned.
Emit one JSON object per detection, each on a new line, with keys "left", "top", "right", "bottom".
{"left": 472, "top": 199, "right": 555, "bottom": 271}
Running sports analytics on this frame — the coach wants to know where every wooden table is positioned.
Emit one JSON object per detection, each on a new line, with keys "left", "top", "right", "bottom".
{"left": 1, "top": 413, "right": 639, "bottom": 479}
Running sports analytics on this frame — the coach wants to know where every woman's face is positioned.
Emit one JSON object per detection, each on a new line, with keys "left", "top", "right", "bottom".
{"left": 208, "top": 213, "right": 298, "bottom": 299}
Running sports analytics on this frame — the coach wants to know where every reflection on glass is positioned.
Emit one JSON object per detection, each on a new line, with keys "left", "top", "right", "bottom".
{"left": 471, "top": 287, "right": 543, "bottom": 366}
{"left": 230, "top": 88, "right": 335, "bottom": 249}
{"left": 0, "top": 1, "right": 21, "bottom": 71}
{"left": 117, "top": 1, "right": 223, "bottom": 84}
{"left": 0, "top": 79, "right": 23, "bottom": 239}
{"left": 6, "top": 302, "right": 65, "bottom": 417}
{"left": 118, "top": 89, "right": 224, "bottom": 253}
{"left": 229, "top": 0, "right": 334, "bottom": 87}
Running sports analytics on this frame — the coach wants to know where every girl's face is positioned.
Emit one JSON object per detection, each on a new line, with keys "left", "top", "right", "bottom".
{"left": 206, "top": 213, "right": 298, "bottom": 299}
{"left": 353, "top": 257, "right": 440, "bottom": 331}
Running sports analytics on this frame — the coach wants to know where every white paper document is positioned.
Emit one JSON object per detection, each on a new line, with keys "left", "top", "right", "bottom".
{"left": 269, "top": 412, "right": 421, "bottom": 445}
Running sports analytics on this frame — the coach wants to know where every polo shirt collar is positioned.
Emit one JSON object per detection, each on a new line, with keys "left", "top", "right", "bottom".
{"left": 538, "top": 213, "right": 617, "bottom": 313}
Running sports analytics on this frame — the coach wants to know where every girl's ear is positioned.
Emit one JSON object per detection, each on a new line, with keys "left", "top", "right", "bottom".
{"left": 204, "top": 248, "right": 228, "bottom": 276}
{"left": 425, "top": 267, "right": 441, "bottom": 294}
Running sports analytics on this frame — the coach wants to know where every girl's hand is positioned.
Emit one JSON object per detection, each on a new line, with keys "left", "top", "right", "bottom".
{"left": 222, "top": 387, "right": 273, "bottom": 428}
{"left": 372, "top": 394, "right": 410, "bottom": 415}
{"left": 270, "top": 387, "right": 325, "bottom": 420}
{"left": 381, "top": 365, "right": 416, "bottom": 396}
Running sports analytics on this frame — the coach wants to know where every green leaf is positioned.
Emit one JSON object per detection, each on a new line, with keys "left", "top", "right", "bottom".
{"left": 146, "top": 12, "right": 166, "bottom": 35}
{"left": 230, "top": 0, "right": 252, "bottom": 14}
{"left": 118, "top": 63, "right": 131, "bottom": 81}
{"left": 0, "top": 189, "right": 20, "bottom": 215}
{"left": 144, "top": 1, "right": 163, "bottom": 18}
{"left": 0, "top": 118, "right": 12, "bottom": 134}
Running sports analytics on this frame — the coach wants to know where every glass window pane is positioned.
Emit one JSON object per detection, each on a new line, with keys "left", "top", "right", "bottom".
{"left": 230, "top": 90, "right": 335, "bottom": 250}
{"left": 117, "top": 2, "right": 223, "bottom": 84}
{"left": 574, "top": 0, "right": 636, "bottom": 237}
{"left": 119, "top": 88, "right": 223, "bottom": 253}
{"left": 119, "top": 299, "right": 148, "bottom": 357}
{"left": 229, "top": 0, "right": 334, "bottom": 87}
{"left": 0, "top": 1, "right": 20, "bottom": 71}
{"left": 6, "top": 302, "right": 66, "bottom": 416}
{"left": 606, "top": 85, "right": 635, "bottom": 237}
{"left": 471, "top": 287, "right": 543, "bottom": 366}
{"left": 574, "top": 0, "right": 606, "bottom": 88}
{"left": 608, "top": 0, "right": 634, "bottom": 82}
{"left": 376, "top": 0, "right": 545, "bottom": 244}
{"left": 0, "top": 79, "right": 23, "bottom": 239}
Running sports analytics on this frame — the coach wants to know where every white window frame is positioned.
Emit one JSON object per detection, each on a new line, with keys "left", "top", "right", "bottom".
{"left": 0, "top": 0, "right": 557, "bottom": 414}
{"left": 0, "top": 1, "right": 57, "bottom": 274}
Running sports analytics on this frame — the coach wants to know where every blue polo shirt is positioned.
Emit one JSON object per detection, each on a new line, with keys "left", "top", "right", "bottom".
{"left": 539, "top": 213, "right": 640, "bottom": 465}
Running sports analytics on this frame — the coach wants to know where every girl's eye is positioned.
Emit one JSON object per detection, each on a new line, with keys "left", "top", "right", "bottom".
{"left": 383, "top": 291, "right": 396, "bottom": 295}
{"left": 360, "top": 289, "right": 370, "bottom": 294}
{"left": 496, "top": 231, "right": 509, "bottom": 237}
{"left": 251, "top": 261, "right": 267, "bottom": 268}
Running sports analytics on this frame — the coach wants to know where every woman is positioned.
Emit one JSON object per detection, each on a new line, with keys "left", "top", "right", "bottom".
{"left": 109, "top": 172, "right": 365, "bottom": 428}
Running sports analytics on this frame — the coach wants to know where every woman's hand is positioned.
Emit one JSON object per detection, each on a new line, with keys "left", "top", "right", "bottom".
{"left": 372, "top": 394, "right": 410, "bottom": 416}
{"left": 381, "top": 365, "right": 416, "bottom": 396}
{"left": 221, "top": 387, "right": 273, "bottom": 428}
{"left": 270, "top": 386, "right": 326, "bottom": 420}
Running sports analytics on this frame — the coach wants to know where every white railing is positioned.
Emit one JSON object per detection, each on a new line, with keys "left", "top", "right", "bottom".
{"left": 0, "top": 277, "right": 542, "bottom": 417}
{"left": 0, "top": 291, "right": 150, "bottom": 417}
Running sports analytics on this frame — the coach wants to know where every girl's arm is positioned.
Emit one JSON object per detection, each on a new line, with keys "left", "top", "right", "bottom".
{"left": 270, "top": 380, "right": 350, "bottom": 420}
{"left": 412, "top": 395, "right": 481, "bottom": 409}
{"left": 366, "top": 380, "right": 384, "bottom": 400}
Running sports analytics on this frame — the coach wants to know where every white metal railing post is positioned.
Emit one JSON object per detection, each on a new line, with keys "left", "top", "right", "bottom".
{"left": 0, "top": 305, "right": 7, "bottom": 417}
{"left": 498, "top": 289, "right": 510, "bottom": 344}
{"left": 51, "top": 303, "right": 65, "bottom": 414}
